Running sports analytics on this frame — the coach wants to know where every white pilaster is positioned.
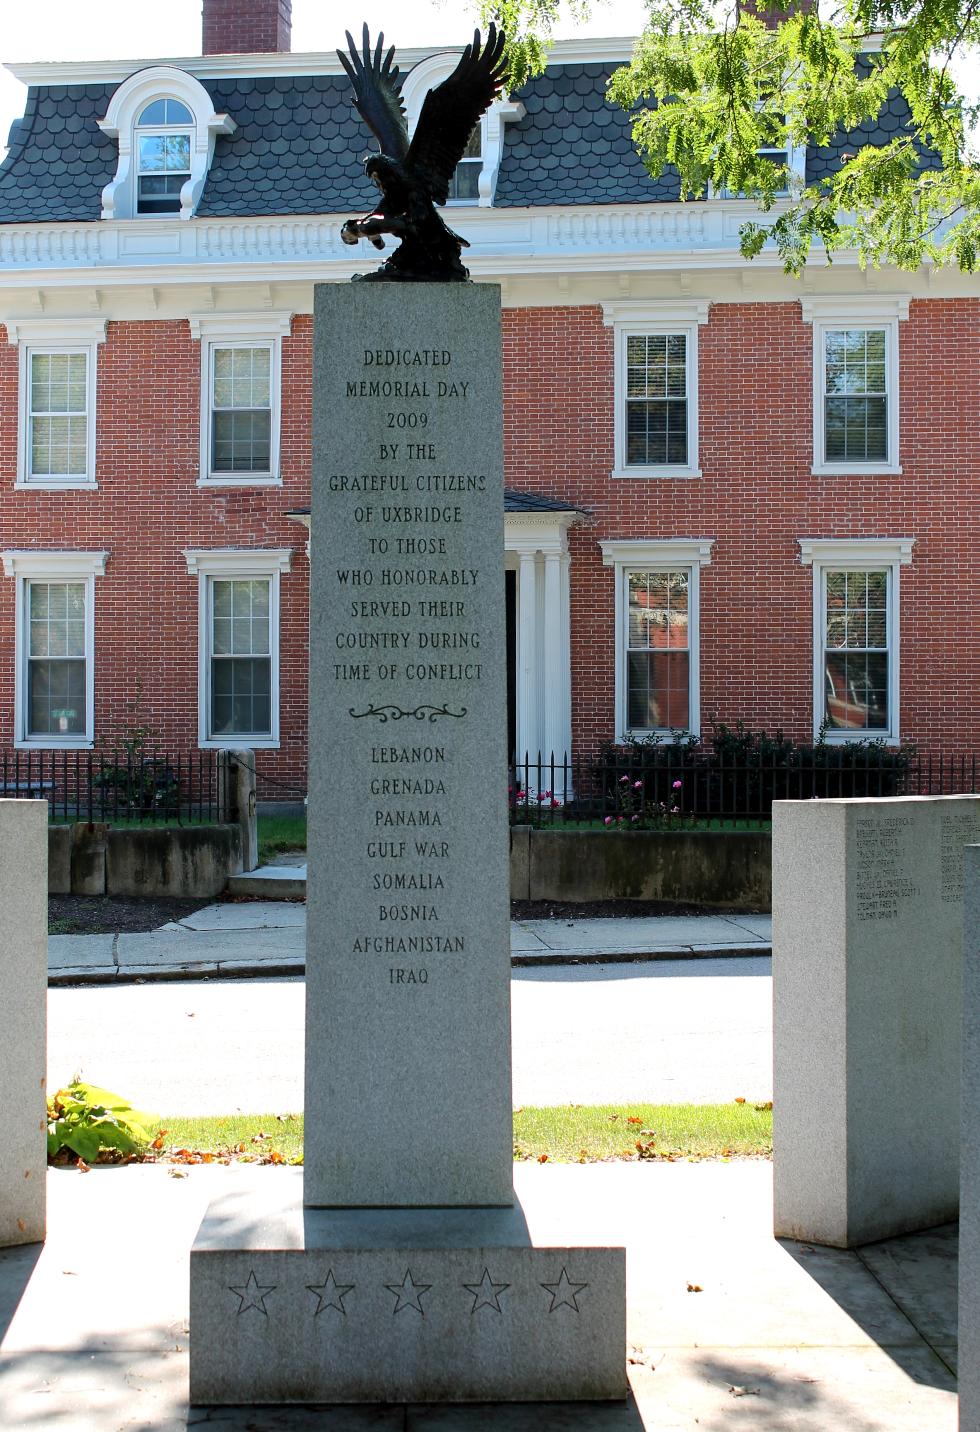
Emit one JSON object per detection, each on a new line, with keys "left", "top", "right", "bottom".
{"left": 516, "top": 550, "right": 538, "bottom": 768}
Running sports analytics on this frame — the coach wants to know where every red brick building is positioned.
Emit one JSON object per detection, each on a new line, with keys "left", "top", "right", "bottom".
{"left": 0, "top": 0, "right": 976, "bottom": 802}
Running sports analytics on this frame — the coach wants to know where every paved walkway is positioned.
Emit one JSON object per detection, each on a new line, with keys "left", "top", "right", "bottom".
{"left": 0, "top": 1161, "right": 957, "bottom": 1429}
{"left": 48, "top": 901, "right": 772, "bottom": 984}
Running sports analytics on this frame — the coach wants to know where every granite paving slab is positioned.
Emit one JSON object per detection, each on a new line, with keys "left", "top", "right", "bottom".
{"left": 518, "top": 915, "right": 772, "bottom": 953}
{"left": 47, "top": 933, "right": 116, "bottom": 969}
{"left": 115, "top": 927, "right": 304, "bottom": 968}
{"left": 176, "top": 901, "right": 305, "bottom": 932}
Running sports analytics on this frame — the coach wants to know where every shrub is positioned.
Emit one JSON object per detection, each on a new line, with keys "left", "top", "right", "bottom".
{"left": 47, "top": 1080, "right": 158, "bottom": 1164}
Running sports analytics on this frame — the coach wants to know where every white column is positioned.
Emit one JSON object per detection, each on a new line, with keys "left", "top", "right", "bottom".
{"left": 516, "top": 550, "right": 538, "bottom": 779}
{"left": 542, "top": 549, "right": 571, "bottom": 799}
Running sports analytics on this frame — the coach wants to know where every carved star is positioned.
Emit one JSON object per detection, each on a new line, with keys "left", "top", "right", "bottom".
{"left": 307, "top": 1269, "right": 355, "bottom": 1316}
{"left": 541, "top": 1266, "right": 588, "bottom": 1313}
{"left": 385, "top": 1267, "right": 431, "bottom": 1315}
{"left": 463, "top": 1267, "right": 510, "bottom": 1314}
{"left": 228, "top": 1269, "right": 276, "bottom": 1315}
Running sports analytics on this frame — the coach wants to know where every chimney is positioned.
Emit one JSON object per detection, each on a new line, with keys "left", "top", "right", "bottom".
{"left": 739, "top": 0, "right": 814, "bottom": 27}
{"left": 202, "top": 0, "right": 292, "bottom": 54}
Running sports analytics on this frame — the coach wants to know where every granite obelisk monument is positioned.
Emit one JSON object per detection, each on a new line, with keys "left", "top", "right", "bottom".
{"left": 189, "top": 26, "right": 625, "bottom": 1403}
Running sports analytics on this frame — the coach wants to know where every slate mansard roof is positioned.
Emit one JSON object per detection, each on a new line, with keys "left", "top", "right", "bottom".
{"left": 0, "top": 59, "right": 930, "bottom": 225}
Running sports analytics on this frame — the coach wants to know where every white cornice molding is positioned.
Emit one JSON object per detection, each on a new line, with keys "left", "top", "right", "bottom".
{"left": 2, "top": 549, "right": 108, "bottom": 577}
{"left": 6, "top": 36, "right": 636, "bottom": 86}
{"left": 182, "top": 547, "right": 293, "bottom": 575}
{"left": 187, "top": 311, "right": 293, "bottom": 340}
{"left": 5, "top": 317, "right": 106, "bottom": 346}
{"left": 800, "top": 295, "right": 912, "bottom": 324}
{"left": 601, "top": 299, "right": 710, "bottom": 326}
{"left": 504, "top": 510, "right": 583, "bottom": 554}
{"left": 798, "top": 538, "right": 914, "bottom": 566}
{"left": 600, "top": 539, "right": 714, "bottom": 567}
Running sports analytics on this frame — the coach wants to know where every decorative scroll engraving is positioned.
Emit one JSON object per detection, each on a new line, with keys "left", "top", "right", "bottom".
{"left": 307, "top": 1270, "right": 356, "bottom": 1315}
{"left": 349, "top": 703, "right": 467, "bottom": 723}
{"left": 463, "top": 1267, "right": 510, "bottom": 1313}
{"left": 228, "top": 1269, "right": 277, "bottom": 1315}
{"left": 385, "top": 1267, "right": 432, "bottom": 1314}
{"left": 541, "top": 1266, "right": 588, "bottom": 1313}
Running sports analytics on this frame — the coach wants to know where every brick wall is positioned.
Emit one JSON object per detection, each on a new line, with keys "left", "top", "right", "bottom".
{"left": 0, "top": 298, "right": 976, "bottom": 792}
{"left": 203, "top": 0, "right": 292, "bottom": 55}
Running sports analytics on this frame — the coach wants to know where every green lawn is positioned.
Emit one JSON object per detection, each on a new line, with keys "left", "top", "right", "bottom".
{"left": 257, "top": 813, "right": 307, "bottom": 862}
{"left": 144, "top": 1103, "right": 772, "bottom": 1166}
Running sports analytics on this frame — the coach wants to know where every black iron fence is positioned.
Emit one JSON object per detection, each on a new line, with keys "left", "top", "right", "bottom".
{"left": 509, "top": 750, "right": 980, "bottom": 828}
{"left": 0, "top": 749, "right": 221, "bottom": 825}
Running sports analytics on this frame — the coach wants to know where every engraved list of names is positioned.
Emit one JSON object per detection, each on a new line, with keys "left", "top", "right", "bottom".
{"left": 305, "top": 283, "right": 513, "bottom": 1209}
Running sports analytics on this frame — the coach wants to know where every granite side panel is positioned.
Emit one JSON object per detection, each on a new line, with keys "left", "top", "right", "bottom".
{"left": 960, "top": 844, "right": 980, "bottom": 1432}
{"left": 0, "top": 800, "right": 47, "bottom": 1246}
{"left": 306, "top": 284, "right": 512, "bottom": 1208}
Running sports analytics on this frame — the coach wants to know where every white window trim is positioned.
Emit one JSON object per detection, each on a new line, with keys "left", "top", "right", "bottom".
{"left": 799, "top": 537, "right": 914, "bottom": 746}
{"left": 2, "top": 549, "right": 108, "bottom": 750}
{"left": 97, "top": 66, "right": 235, "bottom": 221}
{"left": 801, "top": 296, "right": 910, "bottom": 477}
{"left": 398, "top": 51, "right": 524, "bottom": 207}
{"left": 6, "top": 319, "right": 106, "bottom": 490}
{"left": 600, "top": 538, "right": 714, "bottom": 743}
{"left": 601, "top": 300, "right": 708, "bottom": 480}
{"left": 189, "top": 312, "right": 291, "bottom": 487}
{"left": 182, "top": 548, "right": 292, "bottom": 750}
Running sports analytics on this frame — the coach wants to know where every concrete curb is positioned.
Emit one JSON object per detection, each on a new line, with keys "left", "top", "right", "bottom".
{"left": 48, "top": 944, "right": 772, "bottom": 986}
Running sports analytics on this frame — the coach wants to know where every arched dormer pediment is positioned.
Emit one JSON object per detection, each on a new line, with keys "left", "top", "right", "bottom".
{"left": 399, "top": 49, "right": 524, "bottom": 208}
{"left": 97, "top": 66, "right": 236, "bottom": 221}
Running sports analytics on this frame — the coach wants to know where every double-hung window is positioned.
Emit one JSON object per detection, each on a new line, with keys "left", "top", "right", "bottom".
{"left": 601, "top": 540, "right": 713, "bottom": 741}
{"left": 803, "top": 297, "right": 907, "bottom": 475}
{"left": 9, "top": 320, "right": 105, "bottom": 489}
{"left": 135, "top": 98, "right": 193, "bottom": 215}
{"left": 602, "top": 302, "right": 707, "bottom": 479}
{"left": 183, "top": 549, "right": 292, "bottom": 748}
{"left": 190, "top": 314, "right": 291, "bottom": 486}
{"left": 800, "top": 539, "right": 914, "bottom": 743}
{"left": 447, "top": 124, "right": 482, "bottom": 201}
{"left": 2, "top": 550, "right": 108, "bottom": 748}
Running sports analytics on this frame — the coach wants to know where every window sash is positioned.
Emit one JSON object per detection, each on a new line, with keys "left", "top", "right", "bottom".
{"left": 823, "top": 328, "right": 889, "bottom": 465}
{"left": 22, "top": 578, "right": 91, "bottom": 742}
{"left": 209, "top": 345, "right": 274, "bottom": 474}
{"left": 207, "top": 577, "right": 274, "bottom": 738}
{"left": 28, "top": 351, "right": 89, "bottom": 479}
{"left": 821, "top": 568, "right": 891, "bottom": 734}
{"left": 625, "top": 568, "right": 691, "bottom": 732}
{"left": 624, "top": 333, "right": 689, "bottom": 468}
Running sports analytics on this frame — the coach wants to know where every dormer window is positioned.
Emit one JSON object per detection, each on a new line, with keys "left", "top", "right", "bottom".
{"left": 98, "top": 66, "right": 234, "bottom": 222}
{"left": 135, "top": 100, "right": 193, "bottom": 215}
{"left": 447, "top": 125, "right": 481, "bottom": 203}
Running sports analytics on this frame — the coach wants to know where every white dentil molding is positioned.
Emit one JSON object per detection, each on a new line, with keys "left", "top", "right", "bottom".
{"left": 5, "top": 318, "right": 107, "bottom": 346}
{"left": 2, "top": 550, "right": 109, "bottom": 578}
{"left": 798, "top": 538, "right": 914, "bottom": 566}
{"left": 182, "top": 548, "right": 293, "bottom": 576}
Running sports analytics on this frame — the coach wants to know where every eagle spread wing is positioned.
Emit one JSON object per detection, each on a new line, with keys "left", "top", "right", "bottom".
{"left": 338, "top": 24, "right": 410, "bottom": 162}
{"left": 407, "top": 25, "right": 507, "bottom": 205}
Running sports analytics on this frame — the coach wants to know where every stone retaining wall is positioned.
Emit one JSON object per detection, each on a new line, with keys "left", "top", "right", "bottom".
{"left": 49, "top": 823, "right": 242, "bottom": 898}
{"left": 510, "top": 827, "right": 771, "bottom": 908}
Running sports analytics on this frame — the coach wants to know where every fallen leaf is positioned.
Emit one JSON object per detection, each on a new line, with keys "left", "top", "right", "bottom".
{"left": 627, "top": 1116, "right": 642, "bottom": 1125}
{"left": 76, "top": 1158, "right": 90, "bottom": 1173}
{"left": 168, "top": 1168, "right": 188, "bottom": 1179}
{"left": 734, "top": 1097, "right": 746, "bottom": 1105}
{"left": 729, "top": 1385, "right": 760, "bottom": 1397}
{"left": 686, "top": 1283, "right": 703, "bottom": 1293}
{"left": 537, "top": 1153, "right": 549, "bottom": 1163}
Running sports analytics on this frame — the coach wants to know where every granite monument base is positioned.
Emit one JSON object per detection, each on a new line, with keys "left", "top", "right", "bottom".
{"left": 189, "top": 1170, "right": 626, "bottom": 1404}
{"left": 773, "top": 795, "right": 980, "bottom": 1249}
{"left": 960, "top": 843, "right": 980, "bottom": 1432}
{"left": 0, "top": 799, "right": 48, "bottom": 1248}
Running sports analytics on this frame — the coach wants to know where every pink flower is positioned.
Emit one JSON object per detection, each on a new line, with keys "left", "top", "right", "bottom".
{"left": 604, "top": 816, "right": 613, "bottom": 826}
{"left": 619, "top": 775, "right": 629, "bottom": 784}
{"left": 633, "top": 780, "right": 643, "bottom": 790}
{"left": 672, "top": 779, "right": 683, "bottom": 789}
{"left": 631, "top": 814, "right": 639, "bottom": 822}
{"left": 617, "top": 816, "right": 625, "bottom": 823}
{"left": 671, "top": 806, "right": 680, "bottom": 814}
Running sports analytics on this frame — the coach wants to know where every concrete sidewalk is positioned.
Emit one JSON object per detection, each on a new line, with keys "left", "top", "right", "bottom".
{"left": 0, "top": 1160, "right": 956, "bottom": 1429}
{"left": 48, "top": 902, "right": 772, "bottom": 985}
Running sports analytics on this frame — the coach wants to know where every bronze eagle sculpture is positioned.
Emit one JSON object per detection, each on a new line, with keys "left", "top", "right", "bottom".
{"left": 337, "top": 23, "right": 507, "bottom": 282}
